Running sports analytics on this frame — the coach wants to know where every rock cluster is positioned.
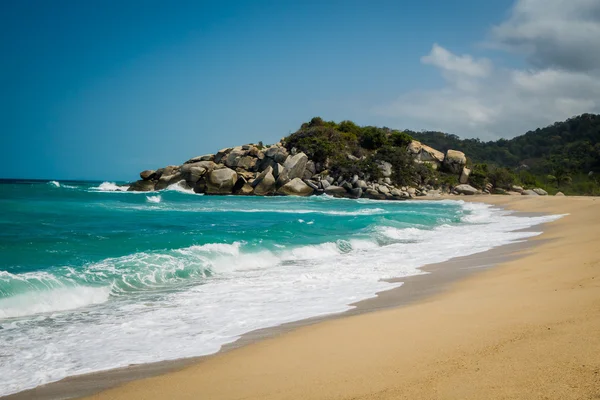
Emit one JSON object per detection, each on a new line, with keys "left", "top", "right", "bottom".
{"left": 129, "top": 140, "right": 472, "bottom": 199}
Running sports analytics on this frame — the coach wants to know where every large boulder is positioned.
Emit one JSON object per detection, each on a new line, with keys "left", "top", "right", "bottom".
{"left": 282, "top": 153, "right": 308, "bottom": 180}
{"left": 140, "top": 170, "right": 156, "bottom": 181}
{"left": 459, "top": 167, "right": 471, "bottom": 184}
{"left": 408, "top": 141, "right": 445, "bottom": 169}
{"left": 264, "top": 146, "right": 289, "bottom": 164}
{"left": 521, "top": 189, "right": 539, "bottom": 196}
{"left": 555, "top": 191, "right": 565, "bottom": 196}
{"left": 128, "top": 180, "right": 156, "bottom": 192}
{"left": 181, "top": 161, "right": 215, "bottom": 183}
{"left": 277, "top": 178, "right": 314, "bottom": 196}
{"left": 237, "top": 183, "right": 254, "bottom": 196}
{"left": 444, "top": 150, "right": 467, "bottom": 174}
{"left": 205, "top": 168, "right": 238, "bottom": 194}
{"left": 254, "top": 172, "right": 276, "bottom": 196}
{"left": 454, "top": 184, "right": 478, "bottom": 195}
{"left": 155, "top": 172, "right": 184, "bottom": 190}
{"left": 511, "top": 185, "right": 524, "bottom": 193}
{"left": 533, "top": 188, "right": 548, "bottom": 196}
{"left": 377, "top": 161, "right": 393, "bottom": 178}
{"left": 324, "top": 186, "right": 348, "bottom": 197}
{"left": 155, "top": 165, "right": 180, "bottom": 180}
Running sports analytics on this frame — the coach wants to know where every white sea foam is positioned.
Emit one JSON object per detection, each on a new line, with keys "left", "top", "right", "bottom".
{"left": 164, "top": 181, "right": 196, "bottom": 194}
{"left": 0, "top": 202, "right": 565, "bottom": 396}
{"left": 146, "top": 195, "right": 161, "bottom": 203}
{"left": 91, "top": 182, "right": 130, "bottom": 192}
{"left": 0, "top": 286, "right": 110, "bottom": 319}
{"left": 48, "top": 180, "right": 60, "bottom": 187}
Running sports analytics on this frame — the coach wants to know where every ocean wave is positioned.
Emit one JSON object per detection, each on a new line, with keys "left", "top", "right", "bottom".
{"left": 163, "top": 181, "right": 196, "bottom": 194}
{"left": 91, "top": 182, "right": 130, "bottom": 192}
{"left": 0, "top": 285, "right": 110, "bottom": 319}
{"left": 48, "top": 180, "right": 60, "bottom": 187}
{"left": 146, "top": 195, "right": 161, "bottom": 203}
{"left": 0, "top": 200, "right": 567, "bottom": 395}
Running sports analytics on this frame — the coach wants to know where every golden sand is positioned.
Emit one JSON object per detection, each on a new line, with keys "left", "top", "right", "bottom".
{"left": 86, "top": 196, "right": 600, "bottom": 400}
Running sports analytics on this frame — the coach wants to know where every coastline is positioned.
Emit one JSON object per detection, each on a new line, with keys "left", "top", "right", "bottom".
{"left": 3, "top": 196, "right": 575, "bottom": 400}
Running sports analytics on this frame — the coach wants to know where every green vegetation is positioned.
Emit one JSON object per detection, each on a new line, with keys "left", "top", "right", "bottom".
{"left": 408, "top": 114, "right": 600, "bottom": 195}
{"left": 284, "top": 114, "right": 600, "bottom": 195}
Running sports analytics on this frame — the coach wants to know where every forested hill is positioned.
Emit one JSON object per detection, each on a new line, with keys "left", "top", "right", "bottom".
{"left": 407, "top": 114, "right": 600, "bottom": 176}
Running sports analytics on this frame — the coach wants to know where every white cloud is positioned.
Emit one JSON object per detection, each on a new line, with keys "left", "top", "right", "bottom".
{"left": 421, "top": 44, "right": 492, "bottom": 78}
{"left": 375, "top": 0, "right": 600, "bottom": 139}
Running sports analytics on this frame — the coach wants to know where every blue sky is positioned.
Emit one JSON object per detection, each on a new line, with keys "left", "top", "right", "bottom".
{"left": 2, "top": 0, "right": 599, "bottom": 180}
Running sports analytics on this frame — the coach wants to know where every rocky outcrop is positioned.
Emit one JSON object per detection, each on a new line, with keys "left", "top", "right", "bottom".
{"left": 533, "top": 188, "right": 548, "bottom": 196}
{"left": 443, "top": 150, "right": 467, "bottom": 174}
{"left": 129, "top": 136, "right": 474, "bottom": 200}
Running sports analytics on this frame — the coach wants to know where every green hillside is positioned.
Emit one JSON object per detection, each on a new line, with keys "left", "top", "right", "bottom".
{"left": 407, "top": 114, "right": 600, "bottom": 195}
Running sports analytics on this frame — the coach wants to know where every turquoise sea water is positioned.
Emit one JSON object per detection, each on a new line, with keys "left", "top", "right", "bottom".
{"left": 0, "top": 179, "right": 561, "bottom": 395}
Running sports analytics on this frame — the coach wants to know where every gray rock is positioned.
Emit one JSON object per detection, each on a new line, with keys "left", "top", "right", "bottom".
{"left": 254, "top": 171, "right": 276, "bottom": 196}
{"left": 320, "top": 180, "right": 331, "bottom": 189}
{"left": 155, "top": 172, "right": 184, "bottom": 190}
{"left": 378, "top": 185, "right": 390, "bottom": 195}
{"left": 193, "top": 177, "right": 206, "bottom": 194}
{"left": 306, "top": 160, "right": 316, "bottom": 176}
{"left": 347, "top": 187, "right": 362, "bottom": 199}
{"left": 454, "top": 184, "right": 478, "bottom": 195}
{"left": 277, "top": 178, "right": 314, "bottom": 196}
{"left": 521, "top": 189, "right": 539, "bottom": 196}
{"left": 341, "top": 181, "right": 353, "bottom": 191}
{"left": 205, "top": 168, "right": 238, "bottom": 194}
{"left": 282, "top": 153, "right": 308, "bottom": 180}
{"left": 383, "top": 177, "right": 392, "bottom": 185}
{"left": 364, "top": 189, "right": 386, "bottom": 200}
{"left": 533, "top": 188, "right": 548, "bottom": 196}
{"left": 511, "top": 185, "right": 524, "bottom": 193}
{"left": 128, "top": 180, "right": 156, "bottom": 192}
{"left": 324, "top": 186, "right": 347, "bottom": 197}
{"left": 214, "top": 148, "right": 233, "bottom": 164}
{"left": 355, "top": 180, "right": 367, "bottom": 189}
{"left": 304, "top": 179, "right": 319, "bottom": 190}
{"left": 378, "top": 161, "right": 393, "bottom": 177}
{"left": 351, "top": 175, "right": 359, "bottom": 185}
{"left": 264, "top": 146, "right": 289, "bottom": 164}
{"left": 459, "top": 167, "right": 471, "bottom": 184}
{"left": 184, "top": 154, "right": 214, "bottom": 164}
{"left": 237, "top": 183, "right": 254, "bottom": 195}
{"left": 252, "top": 166, "right": 273, "bottom": 188}
{"left": 555, "top": 191, "right": 565, "bottom": 196}
{"left": 443, "top": 150, "right": 467, "bottom": 174}
{"left": 140, "top": 170, "right": 156, "bottom": 181}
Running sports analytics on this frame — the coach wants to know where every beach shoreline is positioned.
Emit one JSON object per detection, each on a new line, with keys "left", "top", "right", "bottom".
{"left": 3, "top": 196, "right": 578, "bottom": 400}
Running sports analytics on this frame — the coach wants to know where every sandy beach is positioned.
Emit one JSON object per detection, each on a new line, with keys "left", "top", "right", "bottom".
{"left": 71, "top": 195, "right": 599, "bottom": 400}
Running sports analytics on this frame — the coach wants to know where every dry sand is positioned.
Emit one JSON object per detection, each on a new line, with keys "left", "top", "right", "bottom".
{"left": 80, "top": 196, "right": 600, "bottom": 400}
